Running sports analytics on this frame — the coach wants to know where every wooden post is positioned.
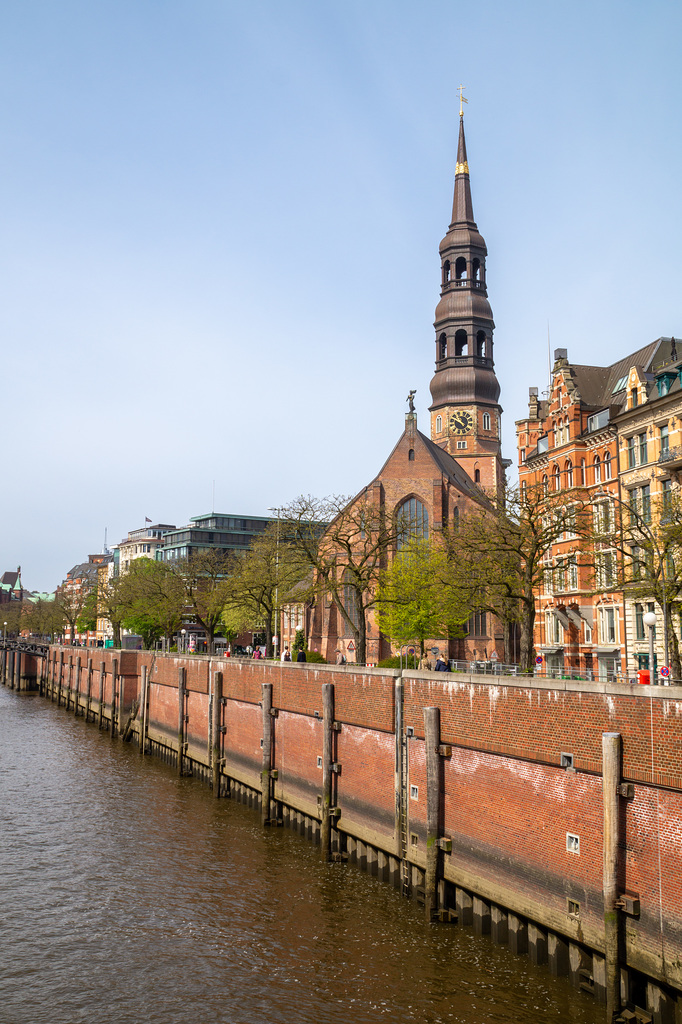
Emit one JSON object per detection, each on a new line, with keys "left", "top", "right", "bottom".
{"left": 177, "top": 666, "right": 186, "bottom": 775}
{"left": 0, "top": 646, "right": 6, "bottom": 685}
{"left": 424, "top": 706, "right": 441, "bottom": 920}
{"left": 7, "top": 650, "right": 15, "bottom": 690}
{"left": 73, "top": 657, "right": 81, "bottom": 716}
{"left": 139, "top": 664, "right": 148, "bottom": 756}
{"left": 85, "top": 658, "right": 93, "bottom": 721}
{"left": 57, "top": 651, "right": 64, "bottom": 705}
{"left": 602, "top": 731, "right": 621, "bottom": 1022}
{"left": 261, "top": 682, "right": 273, "bottom": 824}
{"left": 66, "top": 655, "right": 73, "bottom": 710}
{"left": 118, "top": 671, "right": 125, "bottom": 739}
{"left": 97, "top": 661, "right": 105, "bottom": 729}
{"left": 110, "top": 658, "right": 118, "bottom": 738}
{"left": 212, "top": 671, "right": 223, "bottom": 797}
{"left": 320, "top": 682, "right": 334, "bottom": 860}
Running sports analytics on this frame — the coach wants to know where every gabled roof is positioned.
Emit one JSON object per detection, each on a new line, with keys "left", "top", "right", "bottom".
{"left": 1, "top": 571, "right": 21, "bottom": 588}
{"left": 567, "top": 340, "right": 664, "bottom": 410}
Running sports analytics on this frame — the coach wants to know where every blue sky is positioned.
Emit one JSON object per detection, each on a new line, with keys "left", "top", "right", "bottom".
{"left": 2, "top": 0, "right": 681, "bottom": 590}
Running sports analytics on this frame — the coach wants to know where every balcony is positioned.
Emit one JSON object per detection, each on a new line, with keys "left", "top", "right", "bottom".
{"left": 658, "top": 445, "right": 682, "bottom": 470}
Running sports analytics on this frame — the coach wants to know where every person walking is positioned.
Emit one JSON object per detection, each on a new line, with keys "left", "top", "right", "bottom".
{"left": 296, "top": 648, "right": 307, "bottom": 663}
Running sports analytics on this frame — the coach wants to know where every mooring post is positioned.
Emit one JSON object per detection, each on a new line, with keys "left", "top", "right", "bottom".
{"left": 139, "top": 664, "right": 149, "bottom": 756}
{"left": 118, "top": 671, "right": 125, "bottom": 739}
{"left": 9, "top": 649, "right": 16, "bottom": 690}
{"left": 85, "top": 658, "right": 93, "bottom": 721}
{"left": 602, "top": 731, "right": 621, "bottom": 1022}
{"left": 320, "top": 682, "right": 335, "bottom": 860}
{"left": 261, "top": 682, "right": 273, "bottom": 825}
{"left": 110, "top": 658, "right": 119, "bottom": 738}
{"left": 424, "top": 706, "right": 441, "bottom": 920}
{"left": 73, "top": 657, "right": 81, "bottom": 716}
{"left": 212, "top": 671, "right": 223, "bottom": 797}
{"left": 97, "top": 661, "right": 105, "bottom": 729}
{"left": 57, "top": 651, "right": 64, "bottom": 705}
{"left": 66, "top": 655, "right": 73, "bottom": 710}
{"left": 177, "top": 666, "right": 186, "bottom": 775}
{"left": 15, "top": 649, "right": 23, "bottom": 691}
{"left": 0, "top": 645, "right": 6, "bottom": 685}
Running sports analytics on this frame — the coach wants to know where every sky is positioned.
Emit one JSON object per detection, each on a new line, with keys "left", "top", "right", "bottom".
{"left": 2, "top": 0, "right": 681, "bottom": 592}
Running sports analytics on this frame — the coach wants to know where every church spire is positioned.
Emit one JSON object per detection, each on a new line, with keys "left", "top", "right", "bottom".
{"left": 451, "top": 115, "right": 475, "bottom": 227}
{"left": 428, "top": 109, "right": 506, "bottom": 493}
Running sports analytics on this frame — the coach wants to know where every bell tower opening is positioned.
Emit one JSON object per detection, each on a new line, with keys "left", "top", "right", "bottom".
{"left": 455, "top": 330, "right": 468, "bottom": 357}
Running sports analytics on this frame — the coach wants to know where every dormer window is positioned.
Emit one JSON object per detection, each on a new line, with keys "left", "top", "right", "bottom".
{"left": 630, "top": 387, "right": 638, "bottom": 408}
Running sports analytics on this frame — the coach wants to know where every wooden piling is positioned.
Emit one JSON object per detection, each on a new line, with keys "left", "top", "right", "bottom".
{"left": 73, "top": 657, "right": 81, "bottom": 716}
{"left": 85, "top": 658, "right": 93, "bottom": 721}
{"left": 177, "top": 666, "right": 186, "bottom": 775}
{"left": 57, "top": 651, "right": 64, "bottom": 705}
{"left": 212, "top": 671, "right": 223, "bottom": 796}
{"left": 261, "top": 682, "right": 273, "bottom": 824}
{"left": 0, "top": 645, "right": 6, "bottom": 685}
{"left": 139, "top": 664, "right": 149, "bottom": 756}
{"left": 97, "top": 661, "right": 105, "bottom": 729}
{"left": 423, "top": 706, "right": 441, "bottom": 920}
{"left": 602, "top": 731, "right": 621, "bottom": 1022}
{"left": 110, "top": 658, "right": 119, "bottom": 738}
{"left": 320, "top": 682, "right": 334, "bottom": 860}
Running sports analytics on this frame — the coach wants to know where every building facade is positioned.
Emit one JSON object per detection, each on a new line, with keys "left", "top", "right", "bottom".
{"left": 516, "top": 338, "right": 682, "bottom": 681}
{"left": 156, "top": 513, "right": 275, "bottom": 562}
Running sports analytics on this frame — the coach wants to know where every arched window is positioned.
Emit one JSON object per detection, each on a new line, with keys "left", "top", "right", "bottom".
{"left": 476, "top": 331, "right": 486, "bottom": 357}
{"left": 439, "top": 333, "right": 447, "bottom": 360}
{"left": 581, "top": 459, "right": 586, "bottom": 485}
{"left": 565, "top": 419, "right": 570, "bottom": 441}
{"left": 542, "top": 475, "right": 549, "bottom": 494}
{"left": 451, "top": 507, "right": 460, "bottom": 530}
{"left": 435, "top": 415, "right": 442, "bottom": 433}
{"left": 565, "top": 460, "right": 573, "bottom": 488}
{"left": 594, "top": 455, "right": 601, "bottom": 484}
{"left": 455, "top": 256, "right": 467, "bottom": 280}
{"left": 455, "top": 330, "right": 468, "bottom": 357}
{"left": 396, "top": 497, "right": 429, "bottom": 550}
{"left": 553, "top": 465, "right": 561, "bottom": 491}
{"left": 408, "top": 448, "right": 415, "bottom": 461}
{"left": 483, "top": 412, "right": 491, "bottom": 430}
{"left": 474, "top": 469, "right": 481, "bottom": 483}
{"left": 342, "top": 570, "right": 362, "bottom": 637}
{"left": 472, "top": 257, "right": 481, "bottom": 280}
{"left": 442, "top": 260, "right": 451, "bottom": 286}
{"left": 603, "top": 452, "right": 611, "bottom": 480}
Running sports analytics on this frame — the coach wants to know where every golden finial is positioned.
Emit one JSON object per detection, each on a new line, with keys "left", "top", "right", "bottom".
{"left": 458, "top": 84, "right": 468, "bottom": 117}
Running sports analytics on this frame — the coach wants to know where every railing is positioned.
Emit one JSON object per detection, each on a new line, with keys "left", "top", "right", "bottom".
{"left": 659, "top": 445, "right": 682, "bottom": 465}
{"left": 446, "top": 278, "right": 486, "bottom": 289}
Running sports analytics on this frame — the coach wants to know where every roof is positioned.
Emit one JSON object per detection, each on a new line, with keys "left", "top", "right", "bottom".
{"left": 1, "top": 571, "right": 21, "bottom": 588}
{"left": 566, "top": 339, "right": 665, "bottom": 411}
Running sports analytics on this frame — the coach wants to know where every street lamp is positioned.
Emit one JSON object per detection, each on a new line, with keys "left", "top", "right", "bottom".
{"left": 180, "top": 628, "right": 186, "bottom": 654}
{"left": 3, "top": 621, "right": 6, "bottom": 643}
{"left": 593, "top": 489, "right": 670, "bottom": 676}
{"left": 643, "top": 611, "right": 657, "bottom": 683}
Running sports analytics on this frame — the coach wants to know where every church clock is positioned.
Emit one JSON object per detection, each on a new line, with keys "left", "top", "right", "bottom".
{"left": 449, "top": 410, "right": 473, "bottom": 435}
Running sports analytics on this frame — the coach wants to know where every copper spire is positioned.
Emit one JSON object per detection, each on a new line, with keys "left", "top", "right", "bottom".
{"left": 451, "top": 115, "right": 476, "bottom": 227}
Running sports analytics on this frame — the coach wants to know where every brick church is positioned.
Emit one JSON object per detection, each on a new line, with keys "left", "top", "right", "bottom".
{"left": 310, "top": 113, "right": 511, "bottom": 665}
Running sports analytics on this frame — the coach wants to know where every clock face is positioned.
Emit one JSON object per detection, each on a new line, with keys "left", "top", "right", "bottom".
{"left": 449, "top": 410, "right": 473, "bottom": 435}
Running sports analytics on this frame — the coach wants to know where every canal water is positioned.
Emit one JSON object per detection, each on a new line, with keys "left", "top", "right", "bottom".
{"left": 0, "top": 686, "right": 604, "bottom": 1024}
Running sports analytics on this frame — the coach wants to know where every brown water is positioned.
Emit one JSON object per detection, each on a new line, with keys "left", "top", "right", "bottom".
{"left": 0, "top": 686, "right": 604, "bottom": 1024}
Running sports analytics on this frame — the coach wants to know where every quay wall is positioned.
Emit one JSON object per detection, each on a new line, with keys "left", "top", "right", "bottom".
{"left": 7, "top": 645, "right": 682, "bottom": 1022}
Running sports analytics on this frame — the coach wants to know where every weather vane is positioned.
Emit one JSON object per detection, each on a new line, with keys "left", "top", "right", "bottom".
{"left": 458, "top": 84, "right": 468, "bottom": 117}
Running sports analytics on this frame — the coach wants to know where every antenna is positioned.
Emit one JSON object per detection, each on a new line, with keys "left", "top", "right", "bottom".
{"left": 103, "top": 526, "right": 108, "bottom": 554}
{"left": 547, "top": 321, "right": 551, "bottom": 392}
{"left": 212, "top": 479, "right": 215, "bottom": 513}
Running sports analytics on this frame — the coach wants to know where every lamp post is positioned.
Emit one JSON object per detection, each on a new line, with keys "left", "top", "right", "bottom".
{"left": 593, "top": 489, "right": 669, "bottom": 676}
{"left": 3, "top": 622, "right": 6, "bottom": 643}
{"left": 267, "top": 506, "right": 281, "bottom": 659}
{"left": 180, "top": 628, "right": 186, "bottom": 654}
{"left": 643, "top": 611, "right": 657, "bottom": 682}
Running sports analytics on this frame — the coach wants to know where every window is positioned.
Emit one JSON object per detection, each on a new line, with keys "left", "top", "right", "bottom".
{"left": 565, "top": 419, "right": 570, "bottom": 441}
{"left": 660, "top": 423, "right": 669, "bottom": 454}
{"left": 455, "top": 256, "right": 467, "bottom": 280}
{"left": 639, "top": 432, "right": 648, "bottom": 465}
{"left": 596, "top": 550, "right": 617, "bottom": 589}
{"left": 455, "top": 329, "right": 468, "bottom": 357}
{"left": 635, "top": 603, "right": 645, "bottom": 641}
{"left": 594, "top": 455, "right": 601, "bottom": 483}
{"left": 553, "top": 465, "right": 561, "bottom": 491}
{"left": 603, "top": 452, "right": 612, "bottom": 480}
{"left": 439, "top": 333, "right": 447, "bottom": 360}
{"left": 662, "top": 478, "right": 672, "bottom": 511}
{"left": 542, "top": 475, "right": 549, "bottom": 495}
{"left": 581, "top": 459, "right": 586, "bottom": 485}
{"left": 442, "top": 261, "right": 450, "bottom": 286}
{"left": 627, "top": 436, "right": 636, "bottom": 468}
{"left": 630, "top": 387, "right": 638, "bottom": 408}
{"left": 482, "top": 412, "right": 491, "bottom": 430}
{"left": 474, "top": 468, "right": 480, "bottom": 482}
{"left": 468, "top": 611, "right": 487, "bottom": 636}
{"left": 612, "top": 375, "right": 627, "bottom": 394}
{"left": 598, "top": 606, "right": 619, "bottom": 644}
{"left": 408, "top": 448, "right": 415, "bottom": 461}
{"left": 565, "top": 461, "right": 573, "bottom": 487}
{"left": 457, "top": 440, "right": 467, "bottom": 450}
{"left": 342, "top": 571, "right": 362, "bottom": 637}
{"left": 594, "top": 499, "right": 613, "bottom": 535}
{"left": 567, "top": 555, "right": 578, "bottom": 591}
{"left": 396, "top": 497, "right": 429, "bottom": 549}
{"left": 545, "top": 609, "right": 564, "bottom": 644}
{"left": 587, "top": 409, "right": 610, "bottom": 432}
{"left": 436, "top": 415, "right": 442, "bottom": 432}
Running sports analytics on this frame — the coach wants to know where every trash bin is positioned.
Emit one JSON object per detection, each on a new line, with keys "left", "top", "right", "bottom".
{"left": 637, "top": 669, "right": 650, "bottom": 685}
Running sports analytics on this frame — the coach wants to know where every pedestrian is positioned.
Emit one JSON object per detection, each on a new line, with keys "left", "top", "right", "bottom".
{"left": 296, "top": 648, "right": 306, "bottom": 663}
{"left": 434, "top": 656, "right": 448, "bottom": 672}
{"left": 281, "top": 645, "right": 290, "bottom": 662}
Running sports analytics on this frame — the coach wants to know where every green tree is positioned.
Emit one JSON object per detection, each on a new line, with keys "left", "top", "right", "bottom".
{"left": 376, "top": 538, "right": 469, "bottom": 662}
{"left": 168, "top": 549, "right": 233, "bottom": 654}
{"left": 225, "top": 525, "right": 309, "bottom": 658}
{"left": 117, "top": 559, "right": 184, "bottom": 649}
{"left": 76, "top": 590, "right": 98, "bottom": 635}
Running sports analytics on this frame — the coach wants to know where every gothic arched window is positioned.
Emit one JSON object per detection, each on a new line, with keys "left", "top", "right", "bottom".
{"left": 396, "top": 496, "right": 429, "bottom": 550}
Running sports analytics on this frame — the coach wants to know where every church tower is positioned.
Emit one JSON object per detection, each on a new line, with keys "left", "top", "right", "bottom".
{"left": 429, "top": 110, "right": 507, "bottom": 492}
